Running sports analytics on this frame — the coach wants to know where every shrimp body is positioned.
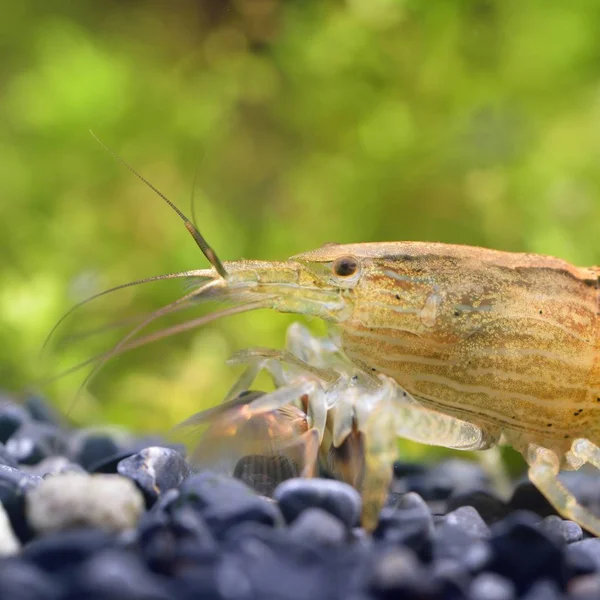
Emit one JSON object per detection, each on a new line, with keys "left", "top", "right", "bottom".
{"left": 53, "top": 142, "right": 600, "bottom": 533}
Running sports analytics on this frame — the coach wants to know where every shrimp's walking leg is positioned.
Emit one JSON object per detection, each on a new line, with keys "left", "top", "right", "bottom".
{"left": 393, "top": 396, "right": 494, "bottom": 451}
{"left": 361, "top": 392, "right": 493, "bottom": 531}
{"left": 528, "top": 441, "right": 600, "bottom": 536}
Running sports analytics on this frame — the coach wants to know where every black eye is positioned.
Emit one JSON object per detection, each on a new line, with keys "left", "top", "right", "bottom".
{"left": 332, "top": 256, "right": 359, "bottom": 277}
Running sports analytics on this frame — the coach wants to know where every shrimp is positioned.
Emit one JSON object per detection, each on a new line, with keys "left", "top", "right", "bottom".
{"left": 49, "top": 138, "right": 600, "bottom": 533}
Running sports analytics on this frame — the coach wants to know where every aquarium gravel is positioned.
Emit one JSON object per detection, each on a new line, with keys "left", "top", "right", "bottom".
{"left": 1, "top": 394, "right": 600, "bottom": 600}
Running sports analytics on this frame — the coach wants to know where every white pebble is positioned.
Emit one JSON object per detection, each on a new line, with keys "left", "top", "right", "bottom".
{"left": 26, "top": 472, "right": 144, "bottom": 535}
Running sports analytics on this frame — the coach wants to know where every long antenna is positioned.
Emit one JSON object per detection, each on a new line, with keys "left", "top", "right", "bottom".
{"left": 89, "top": 130, "right": 228, "bottom": 279}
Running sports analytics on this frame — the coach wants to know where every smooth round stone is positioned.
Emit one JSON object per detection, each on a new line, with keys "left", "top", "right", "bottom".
{"left": 368, "top": 547, "right": 433, "bottom": 598}
{"left": 393, "top": 461, "right": 428, "bottom": 479}
{"left": 374, "top": 492, "right": 434, "bottom": 561}
{"left": 0, "top": 442, "right": 18, "bottom": 468}
{"left": 0, "top": 558, "right": 62, "bottom": 600}
{"left": 567, "top": 539, "right": 600, "bottom": 573}
{"left": 560, "top": 471, "right": 600, "bottom": 517}
{"left": 24, "top": 395, "right": 63, "bottom": 427}
{"left": 88, "top": 449, "right": 137, "bottom": 474}
{"left": 429, "top": 459, "right": 489, "bottom": 495}
{"left": 6, "top": 421, "right": 66, "bottom": 465}
{"left": 180, "top": 472, "right": 283, "bottom": 538}
{"left": 508, "top": 480, "right": 558, "bottom": 518}
{"left": 520, "top": 579, "right": 562, "bottom": 600}
{"left": 0, "top": 465, "right": 43, "bottom": 543}
{"left": 0, "top": 502, "right": 19, "bottom": 555}
{"left": 21, "top": 528, "right": 116, "bottom": 572}
{"left": 288, "top": 508, "right": 347, "bottom": 546}
{"left": 26, "top": 472, "right": 144, "bottom": 534}
{"left": 0, "top": 399, "right": 30, "bottom": 444}
{"left": 443, "top": 506, "right": 491, "bottom": 539}
{"left": 447, "top": 490, "right": 509, "bottom": 525}
{"left": 22, "top": 456, "right": 85, "bottom": 477}
{"left": 117, "top": 446, "right": 191, "bottom": 505}
{"left": 434, "top": 521, "right": 489, "bottom": 564}
{"left": 469, "top": 572, "right": 516, "bottom": 600}
{"left": 138, "top": 499, "right": 217, "bottom": 576}
{"left": 71, "top": 433, "right": 121, "bottom": 471}
{"left": 273, "top": 478, "right": 361, "bottom": 528}
{"left": 541, "top": 515, "right": 583, "bottom": 545}
{"left": 489, "top": 512, "right": 567, "bottom": 594}
{"left": 69, "top": 549, "right": 171, "bottom": 599}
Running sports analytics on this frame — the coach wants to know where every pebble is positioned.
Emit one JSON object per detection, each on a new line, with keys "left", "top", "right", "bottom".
{"left": 274, "top": 478, "right": 362, "bottom": 528}
{"left": 0, "top": 558, "right": 62, "bottom": 600}
{"left": 443, "top": 505, "right": 491, "bottom": 539}
{"left": 69, "top": 548, "right": 171, "bottom": 599}
{"left": 24, "top": 395, "right": 63, "bottom": 427}
{"left": 469, "top": 572, "right": 516, "bottom": 600}
{"left": 567, "top": 539, "right": 600, "bottom": 572}
{"left": 26, "top": 472, "right": 145, "bottom": 534}
{"left": 0, "top": 398, "right": 30, "bottom": 444}
{"left": 0, "top": 441, "right": 18, "bottom": 468}
{"left": 489, "top": 512, "right": 568, "bottom": 593}
{"left": 0, "top": 501, "right": 20, "bottom": 555}
{"left": 21, "top": 528, "right": 116, "bottom": 572}
{"left": 180, "top": 472, "right": 283, "bottom": 538}
{"left": 374, "top": 491, "right": 434, "bottom": 560}
{"left": 368, "top": 546, "right": 434, "bottom": 597}
{"left": 447, "top": 489, "right": 510, "bottom": 524}
{"left": 288, "top": 508, "right": 347, "bottom": 546}
{"left": 0, "top": 465, "right": 43, "bottom": 542}
{"left": 70, "top": 431, "right": 121, "bottom": 471}
{"left": 508, "top": 479, "right": 558, "bottom": 518}
{"left": 0, "top": 395, "right": 599, "bottom": 600}
{"left": 542, "top": 515, "right": 583, "bottom": 545}
{"left": 117, "top": 446, "right": 191, "bottom": 505}
{"left": 6, "top": 421, "right": 66, "bottom": 465}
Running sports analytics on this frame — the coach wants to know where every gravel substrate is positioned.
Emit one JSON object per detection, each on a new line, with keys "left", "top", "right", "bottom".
{"left": 2, "top": 394, "right": 600, "bottom": 600}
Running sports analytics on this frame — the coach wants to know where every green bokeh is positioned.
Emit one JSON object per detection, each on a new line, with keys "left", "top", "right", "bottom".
{"left": 2, "top": 1, "right": 600, "bottom": 472}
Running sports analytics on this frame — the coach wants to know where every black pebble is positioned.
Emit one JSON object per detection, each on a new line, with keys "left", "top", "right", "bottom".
{"left": 0, "top": 441, "right": 18, "bottom": 468}
{"left": 0, "top": 558, "right": 62, "bottom": 600}
{"left": 447, "top": 490, "right": 510, "bottom": 525}
{"left": 374, "top": 492, "right": 434, "bottom": 562}
{"left": 288, "top": 508, "right": 347, "bottom": 546}
{"left": 488, "top": 512, "right": 568, "bottom": 594}
{"left": 442, "top": 506, "right": 491, "bottom": 539}
{"left": 0, "top": 398, "right": 30, "bottom": 444}
{"left": 64, "top": 549, "right": 171, "bottom": 600}
{"left": 180, "top": 471, "right": 283, "bottom": 538}
{"left": 508, "top": 479, "right": 558, "bottom": 518}
{"left": 24, "top": 395, "right": 63, "bottom": 427}
{"left": 117, "top": 446, "right": 191, "bottom": 506}
{"left": 71, "top": 433, "right": 121, "bottom": 471}
{"left": 541, "top": 515, "right": 583, "bottom": 545}
{"left": 273, "top": 478, "right": 361, "bottom": 528}
{"left": 5, "top": 421, "right": 66, "bottom": 465}
{"left": 21, "top": 528, "right": 117, "bottom": 573}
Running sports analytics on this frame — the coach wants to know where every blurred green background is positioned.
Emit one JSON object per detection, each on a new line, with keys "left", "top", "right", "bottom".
{"left": 3, "top": 0, "right": 600, "bottom": 460}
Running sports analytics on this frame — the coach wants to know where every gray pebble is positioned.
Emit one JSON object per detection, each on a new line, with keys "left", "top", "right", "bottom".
{"left": 469, "top": 572, "right": 516, "bottom": 600}
{"left": 288, "top": 508, "right": 347, "bottom": 546}
{"left": 444, "top": 505, "right": 491, "bottom": 539}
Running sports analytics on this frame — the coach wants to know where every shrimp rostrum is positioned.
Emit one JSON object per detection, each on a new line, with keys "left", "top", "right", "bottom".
{"left": 51, "top": 143, "right": 600, "bottom": 533}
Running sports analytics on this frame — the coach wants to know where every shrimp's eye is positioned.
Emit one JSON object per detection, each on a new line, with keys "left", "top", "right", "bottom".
{"left": 332, "top": 256, "right": 359, "bottom": 278}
